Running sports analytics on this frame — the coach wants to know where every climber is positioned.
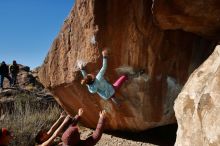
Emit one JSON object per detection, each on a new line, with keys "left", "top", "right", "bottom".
{"left": 0, "top": 61, "right": 12, "bottom": 90}
{"left": 9, "top": 60, "right": 19, "bottom": 87}
{"left": 79, "top": 48, "right": 144, "bottom": 106}
{"left": 35, "top": 109, "right": 106, "bottom": 146}
{"left": 0, "top": 128, "right": 14, "bottom": 146}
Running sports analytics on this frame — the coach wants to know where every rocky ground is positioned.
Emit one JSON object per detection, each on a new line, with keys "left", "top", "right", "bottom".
{"left": 80, "top": 124, "right": 177, "bottom": 146}
{"left": 81, "top": 129, "right": 153, "bottom": 146}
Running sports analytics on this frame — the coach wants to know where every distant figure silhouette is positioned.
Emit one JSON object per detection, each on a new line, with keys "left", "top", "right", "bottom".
{"left": 9, "top": 60, "right": 19, "bottom": 86}
{"left": 0, "top": 61, "right": 12, "bottom": 90}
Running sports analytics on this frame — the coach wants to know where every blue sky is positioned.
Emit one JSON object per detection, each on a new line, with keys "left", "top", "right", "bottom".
{"left": 0, "top": 0, "right": 75, "bottom": 69}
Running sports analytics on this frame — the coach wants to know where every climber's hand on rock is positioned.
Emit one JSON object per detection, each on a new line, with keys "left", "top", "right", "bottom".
{"left": 102, "top": 49, "right": 108, "bottom": 57}
{"left": 78, "top": 63, "right": 84, "bottom": 70}
{"left": 78, "top": 108, "right": 84, "bottom": 116}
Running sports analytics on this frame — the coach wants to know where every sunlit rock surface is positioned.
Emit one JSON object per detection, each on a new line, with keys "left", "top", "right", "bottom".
{"left": 39, "top": 0, "right": 214, "bottom": 131}
{"left": 174, "top": 45, "right": 220, "bottom": 146}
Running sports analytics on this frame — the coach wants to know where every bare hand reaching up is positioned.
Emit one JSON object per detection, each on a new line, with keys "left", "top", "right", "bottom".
{"left": 78, "top": 108, "right": 84, "bottom": 116}
{"left": 60, "top": 111, "right": 66, "bottom": 118}
{"left": 102, "top": 49, "right": 109, "bottom": 57}
{"left": 99, "top": 110, "right": 106, "bottom": 119}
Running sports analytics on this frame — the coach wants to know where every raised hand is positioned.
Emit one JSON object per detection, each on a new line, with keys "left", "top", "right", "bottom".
{"left": 78, "top": 63, "right": 84, "bottom": 70}
{"left": 99, "top": 110, "right": 106, "bottom": 119}
{"left": 102, "top": 49, "right": 109, "bottom": 57}
{"left": 60, "top": 111, "right": 66, "bottom": 118}
{"left": 78, "top": 108, "right": 84, "bottom": 116}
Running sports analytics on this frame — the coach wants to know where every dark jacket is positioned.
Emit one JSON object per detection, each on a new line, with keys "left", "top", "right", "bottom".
{"left": 9, "top": 64, "right": 19, "bottom": 75}
{"left": 0, "top": 63, "right": 9, "bottom": 76}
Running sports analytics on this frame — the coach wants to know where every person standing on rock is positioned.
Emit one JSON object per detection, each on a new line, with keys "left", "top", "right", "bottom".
{"left": 9, "top": 60, "right": 19, "bottom": 87}
{"left": 0, "top": 61, "right": 12, "bottom": 90}
{"left": 79, "top": 49, "right": 144, "bottom": 106}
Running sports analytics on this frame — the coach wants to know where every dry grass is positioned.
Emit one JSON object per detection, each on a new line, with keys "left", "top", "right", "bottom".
{"left": 0, "top": 93, "right": 62, "bottom": 146}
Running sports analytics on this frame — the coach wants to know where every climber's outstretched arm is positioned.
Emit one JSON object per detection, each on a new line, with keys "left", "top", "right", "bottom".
{"left": 80, "top": 69, "right": 87, "bottom": 78}
{"left": 96, "top": 49, "right": 108, "bottom": 80}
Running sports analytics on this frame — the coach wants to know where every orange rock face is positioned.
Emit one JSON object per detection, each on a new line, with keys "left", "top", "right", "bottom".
{"left": 152, "top": 0, "right": 220, "bottom": 39}
{"left": 39, "top": 0, "right": 214, "bottom": 131}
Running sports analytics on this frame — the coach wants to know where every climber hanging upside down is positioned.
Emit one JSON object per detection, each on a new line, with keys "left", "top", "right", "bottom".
{"left": 79, "top": 48, "right": 144, "bottom": 106}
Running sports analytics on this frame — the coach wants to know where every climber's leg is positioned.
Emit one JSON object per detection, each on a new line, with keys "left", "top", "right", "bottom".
{"left": 112, "top": 75, "right": 128, "bottom": 90}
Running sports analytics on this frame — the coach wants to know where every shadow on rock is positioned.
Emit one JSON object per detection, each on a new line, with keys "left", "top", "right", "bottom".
{"left": 107, "top": 124, "right": 177, "bottom": 146}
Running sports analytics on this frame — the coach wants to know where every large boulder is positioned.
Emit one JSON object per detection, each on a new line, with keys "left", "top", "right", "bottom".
{"left": 152, "top": 0, "right": 220, "bottom": 39}
{"left": 39, "top": 0, "right": 214, "bottom": 131}
{"left": 174, "top": 45, "right": 220, "bottom": 146}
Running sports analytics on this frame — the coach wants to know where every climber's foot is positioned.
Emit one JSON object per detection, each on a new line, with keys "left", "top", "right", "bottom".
{"left": 137, "top": 69, "right": 145, "bottom": 76}
{"left": 127, "top": 69, "right": 145, "bottom": 79}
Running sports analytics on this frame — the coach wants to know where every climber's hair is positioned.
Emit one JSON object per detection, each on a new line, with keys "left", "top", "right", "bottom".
{"left": 81, "top": 74, "right": 95, "bottom": 85}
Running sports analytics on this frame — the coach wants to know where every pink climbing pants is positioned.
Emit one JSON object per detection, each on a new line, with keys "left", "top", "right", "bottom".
{"left": 112, "top": 75, "right": 128, "bottom": 90}
{"left": 110, "top": 75, "right": 128, "bottom": 106}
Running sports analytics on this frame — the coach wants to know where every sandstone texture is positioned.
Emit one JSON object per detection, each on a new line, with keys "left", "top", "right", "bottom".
{"left": 152, "top": 0, "right": 220, "bottom": 39}
{"left": 174, "top": 45, "right": 220, "bottom": 146}
{"left": 39, "top": 0, "right": 214, "bottom": 131}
